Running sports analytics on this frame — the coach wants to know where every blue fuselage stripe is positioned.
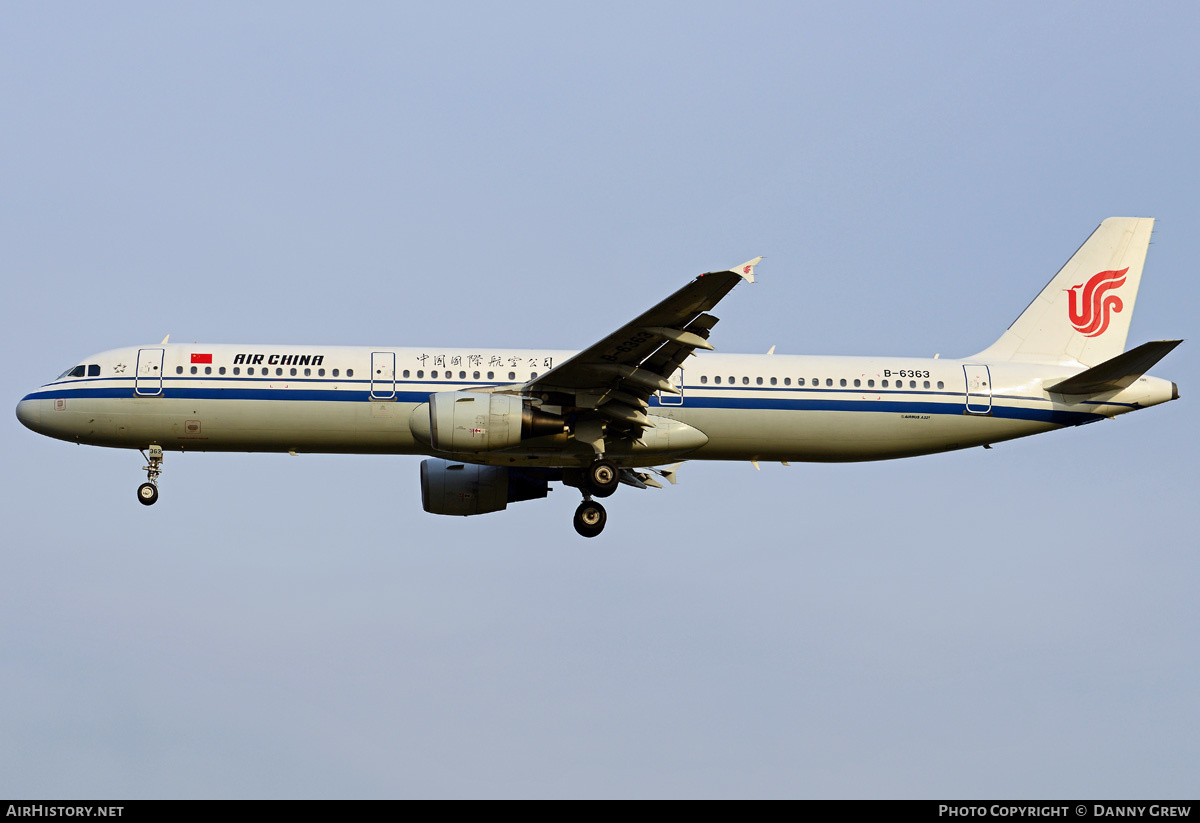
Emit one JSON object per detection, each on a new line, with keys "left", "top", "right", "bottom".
{"left": 22, "top": 381, "right": 1105, "bottom": 427}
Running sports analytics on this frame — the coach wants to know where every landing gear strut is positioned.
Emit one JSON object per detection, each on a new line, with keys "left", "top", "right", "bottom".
{"left": 137, "top": 445, "right": 163, "bottom": 506}
{"left": 574, "top": 498, "right": 607, "bottom": 538}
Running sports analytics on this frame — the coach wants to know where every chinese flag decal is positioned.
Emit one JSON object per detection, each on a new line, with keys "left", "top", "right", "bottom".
{"left": 191, "top": 353, "right": 213, "bottom": 364}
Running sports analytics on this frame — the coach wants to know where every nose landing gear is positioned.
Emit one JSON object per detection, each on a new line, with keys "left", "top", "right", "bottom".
{"left": 137, "top": 445, "right": 163, "bottom": 507}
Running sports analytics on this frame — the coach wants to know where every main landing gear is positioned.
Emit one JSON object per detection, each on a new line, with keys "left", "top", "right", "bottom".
{"left": 137, "top": 445, "right": 163, "bottom": 506}
{"left": 582, "top": 457, "right": 619, "bottom": 498}
{"left": 574, "top": 499, "right": 607, "bottom": 538}
{"left": 572, "top": 458, "right": 619, "bottom": 537}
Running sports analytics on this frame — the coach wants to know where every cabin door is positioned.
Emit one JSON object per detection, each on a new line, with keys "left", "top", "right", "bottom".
{"left": 371, "top": 352, "right": 396, "bottom": 399}
{"left": 963, "top": 364, "right": 992, "bottom": 414}
{"left": 658, "top": 367, "right": 684, "bottom": 406}
{"left": 135, "top": 348, "right": 164, "bottom": 396}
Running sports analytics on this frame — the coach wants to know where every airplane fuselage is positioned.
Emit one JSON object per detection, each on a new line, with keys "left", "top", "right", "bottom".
{"left": 16, "top": 343, "right": 1177, "bottom": 466}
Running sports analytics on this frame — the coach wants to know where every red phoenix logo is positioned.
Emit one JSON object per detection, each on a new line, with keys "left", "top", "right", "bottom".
{"left": 1067, "top": 268, "right": 1128, "bottom": 337}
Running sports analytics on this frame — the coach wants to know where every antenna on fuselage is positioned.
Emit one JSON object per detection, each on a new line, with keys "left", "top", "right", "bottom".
{"left": 160, "top": 334, "right": 170, "bottom": 345}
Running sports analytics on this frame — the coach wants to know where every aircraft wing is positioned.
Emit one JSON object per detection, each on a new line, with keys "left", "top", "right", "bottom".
{"left": 525, "top": 257, "right": 761, "bottom": 430}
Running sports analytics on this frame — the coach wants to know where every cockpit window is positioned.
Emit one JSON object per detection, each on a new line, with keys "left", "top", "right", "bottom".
{"left": 58, "top": 363, "right": 101, "bottom": 379}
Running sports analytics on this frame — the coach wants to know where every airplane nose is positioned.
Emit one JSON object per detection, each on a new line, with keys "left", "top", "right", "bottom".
{"left": 15, "top": 395, "right": 41, "bottom": 432}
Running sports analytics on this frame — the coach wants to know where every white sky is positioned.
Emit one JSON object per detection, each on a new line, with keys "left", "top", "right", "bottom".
{"left": 2, "top": 1, "right": 1197, "bottom": 798}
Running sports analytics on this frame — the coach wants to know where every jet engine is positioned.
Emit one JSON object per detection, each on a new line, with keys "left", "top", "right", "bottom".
{"left": 420, "top": 459, "right": 550, "bottom": 516}
{"left": 409, "top": 391, "right": 565, "bottom": 452}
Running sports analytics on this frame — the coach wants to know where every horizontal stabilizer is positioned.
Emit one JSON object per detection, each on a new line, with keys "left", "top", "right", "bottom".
{"left": 1046, "top": 340, "right": 1182, "bottom": 395}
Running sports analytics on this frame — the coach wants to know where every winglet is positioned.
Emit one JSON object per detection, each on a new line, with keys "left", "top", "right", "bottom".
{"left": 734, "top": 257, "right": 763, "bottom": 284}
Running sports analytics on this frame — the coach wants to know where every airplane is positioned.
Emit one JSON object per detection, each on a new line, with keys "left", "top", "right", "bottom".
{"left": 16, "top": 217, "right": 1181, "bottom": 537}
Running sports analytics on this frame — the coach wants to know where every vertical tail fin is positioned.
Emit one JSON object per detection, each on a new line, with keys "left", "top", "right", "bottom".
{"left": 972, "top": 217, "right": 1154, "bottom": 366}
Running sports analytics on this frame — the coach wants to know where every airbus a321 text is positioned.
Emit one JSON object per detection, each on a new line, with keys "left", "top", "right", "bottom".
{"left": 17, "top": 218, "right": 1181, "bottom": 537}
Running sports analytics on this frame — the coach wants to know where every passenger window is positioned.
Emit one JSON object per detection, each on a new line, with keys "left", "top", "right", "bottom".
{"left": 176, "top": 366, "right": 183, "bottom": 374}
{"left": 797, "top": 378, "right": 804, "bottom": 386}
{"left": 508, "top": 371, "right": 516, "bottom": 380}
{"left": 473, "top": 371, "right": 480, "bottom": 380}
{"left": 868, "top": 379, "right": 874, "bottom": 387}
{"left": 205, "top": 367, "right": 212, "bottom": 375}
{"left": 248, "top": 367, "right": 255, "bottom": 375}
{"left": 853, "top": 379, "right": 860, "bottom": 387}
{"left": 531, "top": 372, "right": 538, "bottom": 379}
{"left": 923, "top": 380, "right": 930, "bottom": 389}
{"left": 318, "top": 368, "right": 325, "bottom": 377}
{"left": 460, "top": 371, "right": 467, "bottom": 379}
{"left": 415, "top": 370, "right": 423, "bottom": 378}
{"left": 937, "top": 381, "right": 944, "bottom": 389}
{"left": 728, "top": 376, "right": 734, "bottom": 384}
{"left": 276, "top": 368, "right": 283, "bottom": 376}
{"left": 233, "top": 367, "right": 240, "bottom": 375}
{"left": 756, "top": 377, "right": 763, "bottom": 385}
{"left": 487, "top": 371, "right": 494, "bottom": 380}
{"left": 882, "top": 379, "right": 888, "bottom": 387}
{"left": 347, "top": 369, "right": 354, "bottom": 377}
{"left": 332, "top": 369, "right": 340, "bottom": 377}
{"left": 289, "top": 368, "right": 296, "bottom": 376}
{"left": 431, "top": 370, "right": 438, "bottom": 379}
{"left": 714, "top": 376, "right": 722, "bottom": 384}
{"left": 840, "top": 379, "right": 847, "bottom": 387}
{"left": 305, "top": 368, "right": 311, "bottom": 377}
{"left": 219, "top": 367, "right": 226, "bottom": 375}
{"left": 191, "top": 366, "right": 198, "bottom": 375}
{"left": 784, "top": 377, "right": 791, "bottom": 386}
{"left": 701, "top": 376, "right": 708, "bottom": 384}
{"left": 770, "top": 377, "right": 777, "bottom": 385}
{"left": 826, "top": 379, "right": 832, "bottom": 387}
{"left": 910, "top": 380, "right": 916, "bottom": 388}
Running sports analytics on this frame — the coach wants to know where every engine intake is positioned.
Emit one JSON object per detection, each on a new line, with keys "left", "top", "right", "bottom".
{"left": 410, "top": 391, "right": 564, "bottom": 452}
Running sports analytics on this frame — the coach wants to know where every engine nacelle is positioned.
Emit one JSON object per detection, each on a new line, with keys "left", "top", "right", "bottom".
{"left": 420, "top": 459, "right": 550, "bottom": 516}
{"left": 409, "top": 391, "right": 564, "bottom": 452}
